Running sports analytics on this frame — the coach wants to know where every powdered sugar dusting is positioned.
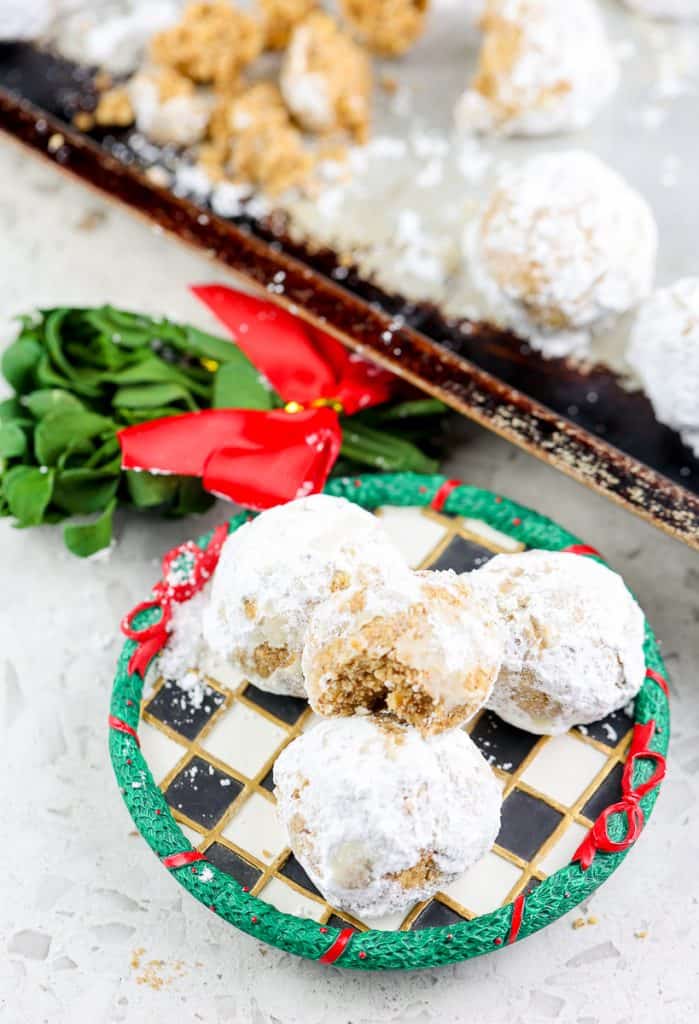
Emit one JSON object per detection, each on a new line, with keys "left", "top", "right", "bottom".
{"left": 478, "top": 550, "right": 646, "bottom": 735}
{"left": 627, "top": 277, "right": 699, "bottom": 456}
{"left": 455, "top": 0, "right": 619, "bottom": 137}
{"left": 273, "top": 716, "right": 502, "bottom": 918}
{"left": 203, "top": 494, "right": 408, "bottom": 698}
{"left": 464, "top": 150, "right": 658, "bottom": 357}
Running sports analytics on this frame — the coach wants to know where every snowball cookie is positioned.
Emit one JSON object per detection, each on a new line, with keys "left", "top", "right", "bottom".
{"left": 622, "top": 1, "right": 698, "bottom": 19}
{"left": 340, "top": 0, "right": 429, "bottom": 57}
{"left": 478, "top": 551, "right": 645, "bottom": 734}
{"left": 627, "top": 278, "right": 699, "bottom": 457}
{"left": 303, "top": 570, "right": 504, "bottom": 734}
{"left": 274, "top": 716, "right": 502, "bottom": 918}
{"left": 464, "top": 151, "right": 658, "bottom": 357}
{"left": 280, "top": 11, "right": 372, "bottom": 141}
{"left": 455, "top": 0, "right": 618, "bottom": 137}
{"left": 203, "top": 495, "right": 407, "bottom": 698}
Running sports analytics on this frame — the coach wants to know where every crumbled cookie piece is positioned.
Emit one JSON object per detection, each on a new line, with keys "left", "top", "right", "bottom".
{"left": 94, "top": 87, "right": 135, "bottom": 127}
{"left": 280, "top": 11, "right": 372, "bottom": 141}
{"left": 150, "top": 0, "right": 263, "bottom": 89}
{"left": 199, "top": 82, "right": 307, "bottom": 190}
{"left": 260, "top": 0, "right": 317, "bottom": 50}
{"left": 340, "top": 0, "right": 429, "bottom": 57}
{"left": 227, "top": 83, "right": 314, "bottom": 193}
{"left": 128, "top": 67, "right": 212, "bottom": 146}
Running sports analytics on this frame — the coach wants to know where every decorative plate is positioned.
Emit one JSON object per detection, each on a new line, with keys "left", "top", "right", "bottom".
{"left": 109, "top": 473, "right": 670, "bottom": 971}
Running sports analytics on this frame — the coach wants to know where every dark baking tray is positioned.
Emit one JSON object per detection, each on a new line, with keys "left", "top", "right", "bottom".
{"left": 1, "top": 43, "right": 697, "bottom": 549}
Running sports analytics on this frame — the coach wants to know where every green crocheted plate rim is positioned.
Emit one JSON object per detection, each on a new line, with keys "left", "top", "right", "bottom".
{"left": 109, "top": 473, "right": 671, "bottom": 971}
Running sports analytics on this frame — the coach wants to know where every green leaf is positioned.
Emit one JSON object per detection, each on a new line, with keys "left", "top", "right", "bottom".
{"left": 0, "top": 398, "right": 25, "bottom": 422}
{"left": 339, "top": 420, "right": 438, "bottom": 474}
{"left": 1, "top": 338, "right": 42, "bottom": 392}
{"left": 169, "top": 476, "right": 215, "bottom": 517}
{"left": 63, "top": 498, "right": 116, "bottom": 557}
{"left": 213, "top": 359, "right": 275, "bottom": 410}
{"left": 126, "top": 470, "right": 179, "bottom": 507}
{"left": 3, "top": 465, "right": 54, "bottom": 525}
{"left": 179, "top": 326, "right": 241, "bottom": 364}
{"left": 35, "top": 409, "right": 114, "bottom": 466}
{"left": 113, "top": 382, "right": 198, "bottom": 411}
{"left": 110, "top": 357, "right": 211, "bottom": 399}
{"left": 22, "top": 389, "right": 85, "bottom": 419}
{"left": 0, "top": 423, "right": 27, "bottom": 458}
{"left": 52, "top": 469, "right": 120, "bottom": 514}
{"left": 372, "top": 399, "right": 447, "bottom": 421}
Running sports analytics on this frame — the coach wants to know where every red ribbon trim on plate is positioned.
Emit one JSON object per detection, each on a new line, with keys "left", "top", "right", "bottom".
{"left": 430, "top": 479, "right": 462, "bottom": 512}
{"left": 318, "top": 927, "right": 355, "bottom": 965}
{"left": 162, "top": 851, "right": 207, "bottom": 870}
{"left": 645, "top": 668, "right": 670, "bottom": 699}
{"left": 508, "top": 893, "right": 526, "bottom": 944}
{"left": 108, "top": 715, "right": 140, "bottom": 746}
{"left": 118, "top": 286, "right": 396, "bottom": 510}
{"left": 121, "top": 523, "right": 229, "bottom": 676}
{"left": 563, "top": 544, "right": 603, "bottom": 559}
{"left": 573, "top": 720, "right": 666, "bottom": 871}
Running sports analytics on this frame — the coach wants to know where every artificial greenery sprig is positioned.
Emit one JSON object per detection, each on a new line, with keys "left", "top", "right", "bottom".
{"left": 0, "top": 306, "right": 445, "bottom": 555}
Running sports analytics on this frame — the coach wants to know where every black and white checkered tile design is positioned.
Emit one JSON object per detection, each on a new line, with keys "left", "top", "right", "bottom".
{"left": 140, "top": 505, "right": 634, "bottom": 931}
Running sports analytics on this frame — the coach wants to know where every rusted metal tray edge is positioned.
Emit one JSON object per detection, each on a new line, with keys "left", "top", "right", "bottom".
{"left": 2, "top": 89, "right": 697, "bottom": 550}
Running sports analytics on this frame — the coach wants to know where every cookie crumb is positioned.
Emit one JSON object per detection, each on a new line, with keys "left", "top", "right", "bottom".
{"left": 260, "top": 0, "right": 317, "bottom": 49}
{"left": 281, "top": 11, "right": 372, "bottom": 142}
{"left": 94, "top": 87, "right": 135, "bottom": 127}
{"left": 150, "top": 0, "right": 263, "bottom": 89}
{"left": 340, "top": 0, "right": 429, "bottom": 57}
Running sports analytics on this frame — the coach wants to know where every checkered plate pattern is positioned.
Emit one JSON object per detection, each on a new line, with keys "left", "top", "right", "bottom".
{"left": 140, "top": 504, "right": 635, "bottom": 933}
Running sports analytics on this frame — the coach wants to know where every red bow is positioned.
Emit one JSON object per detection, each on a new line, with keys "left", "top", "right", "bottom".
{"left": 121, "top": 523, "right": 228, "bottom": 675}
{"left": 118, "top": 286, "right": 395, "bottom": 509}
{"left": 573, "top": 720, "right": 666, "bottom": 870}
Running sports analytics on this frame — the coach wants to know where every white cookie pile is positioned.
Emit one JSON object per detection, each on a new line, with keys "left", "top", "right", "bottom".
{"left": 191, "top": 494, "right": 647, "bottom": 917}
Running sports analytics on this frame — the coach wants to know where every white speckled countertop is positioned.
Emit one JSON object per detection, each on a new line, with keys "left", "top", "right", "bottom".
{"left": 0, "top": 140, "right": 698, "bottom": 1024}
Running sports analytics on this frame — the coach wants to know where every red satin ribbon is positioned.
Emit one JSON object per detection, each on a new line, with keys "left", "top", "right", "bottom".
{"left": 573, "top": 720, "right": 666, "bottom": 870}
{"left": 117, "top": 286, "right": 395, "bottom": 509}
{"left": 120, "top": 408, "right": 341, "bottom": 509}
{"left": 121, "top": 523, "right": 228, "bottom": 676}
{"left": 191, "top": 285, "right": 394, "bottom": 415}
